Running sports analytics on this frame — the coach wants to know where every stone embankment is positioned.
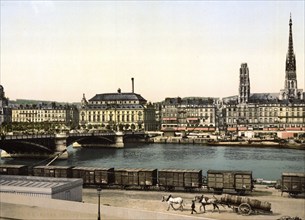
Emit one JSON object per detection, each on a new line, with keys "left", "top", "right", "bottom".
{"left": 151, "top": 137, "right": 305, "bottom": 150}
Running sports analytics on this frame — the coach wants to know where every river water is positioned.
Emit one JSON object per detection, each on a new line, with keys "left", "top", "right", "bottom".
{"left": 1, "top": 143, "right": 304, "bottom": 180}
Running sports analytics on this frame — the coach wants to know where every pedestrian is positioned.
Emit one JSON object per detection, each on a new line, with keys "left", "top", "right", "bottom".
{"left": 191, "top": 200, "right": 197, "bottom": 214}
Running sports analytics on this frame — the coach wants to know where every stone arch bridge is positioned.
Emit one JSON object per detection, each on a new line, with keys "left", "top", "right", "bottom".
{"left": 0, "top": 131, "right": 146, "bottom": 159}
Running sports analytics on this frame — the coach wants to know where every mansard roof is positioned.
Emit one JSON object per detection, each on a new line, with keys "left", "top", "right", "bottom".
{"left": 249, "top": 93, "right": 279, "bottom": 102}
{"left": 163, "top": 97, "right": 216, "bottom": 106}
{"left": 89, "top": 93, "right": 146, "bottom": 102}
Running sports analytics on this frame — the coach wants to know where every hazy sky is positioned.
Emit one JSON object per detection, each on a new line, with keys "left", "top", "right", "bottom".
{"left": 1, "top": 1, "right": 304, "bottom": 103}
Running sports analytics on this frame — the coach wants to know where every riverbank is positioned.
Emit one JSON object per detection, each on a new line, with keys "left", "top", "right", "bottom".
{"left": 1, "top": 185, "right": 303, "bottom": 220}
{"left": 151, "top": 137, "right": 305, "bottom": 150}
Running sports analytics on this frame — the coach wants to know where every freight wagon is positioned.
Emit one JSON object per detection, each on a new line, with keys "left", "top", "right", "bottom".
{"left": 0, "top": 164, "right": 28, "bottom": 175}
{"left": 72, "top": 166, "right": 114, "bottom": 186}
{"left": 33, "top": 166, "right": 73, "bottom": 178}
{"left": 158, "top": 169, "right": 202, "bottom": 191}
{"left": 281, "top": 172, "right": 305, "bottom": 197}
{"left": 207, "top": 170, "right": 254, "bottom": 195}
{"left": 114, "top": 168, "right": 157, "bottom": 189}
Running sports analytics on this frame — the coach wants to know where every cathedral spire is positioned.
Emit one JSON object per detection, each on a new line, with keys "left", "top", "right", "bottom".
{"left": 280, "top": 14, "right": 303, "bottom": 100}
{"left": 286, "top": 13, "right": 296, "bottom": 73}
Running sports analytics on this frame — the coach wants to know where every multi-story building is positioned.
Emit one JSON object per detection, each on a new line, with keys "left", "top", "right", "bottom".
{"left": 223, "top": 16, "right": 305, "bottom": 136}
{"left": 160, "top": 97, "right": 218, "bottom": 132}
{"left": 11, "top": 103, "right": 79, "bottom": 132}
{"left": 0, "top": 85, "right": 12, "bottom": 128}
{"left": 79, "top": 88, "right": 157, "bottom": 131}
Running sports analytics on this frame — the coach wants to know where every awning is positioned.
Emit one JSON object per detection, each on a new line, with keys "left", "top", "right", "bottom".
{"left": 162, "top": 118, "right": 177, "bottom": 121}
{"left": 187, "top": 118, "right": 199, "bottom": 121}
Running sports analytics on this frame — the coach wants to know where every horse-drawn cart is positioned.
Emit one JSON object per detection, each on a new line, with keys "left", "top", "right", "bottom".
{"left": 220, "top": 194, "right": 272, "bottom": 216}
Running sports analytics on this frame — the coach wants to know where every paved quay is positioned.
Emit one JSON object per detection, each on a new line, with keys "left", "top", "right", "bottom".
{"left": 0, "top": 193, "right": 213, "bottom": 220}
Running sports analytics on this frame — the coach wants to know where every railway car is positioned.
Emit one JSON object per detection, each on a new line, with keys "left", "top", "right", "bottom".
{"left": 281, "top": 172, "right": 305, "bottom": 197}
{"left": 138, "top": 168, "right": 158, "bottom": 189}
{"left": 33, "top": 166, "right": 73, "bottom": 178}
{"left": 207, "top": 170, "right": 253, "bottom": 195}
{"left": 94, "top": 168, "right": 115, "bottom": 185}
{"left": 72, "top": 167, "right": 96, "bottom": 185}
{"left": 0, "top": 164, "right": 29, "bottom": 175}
{"left": 158, "top": 169, "right": 202, "bottom": 191}
{"left": 114, "top": 168, "right": 141, "bottom": 187}
{"left": 113, "top": 168, "right": 158, "bottom": 189}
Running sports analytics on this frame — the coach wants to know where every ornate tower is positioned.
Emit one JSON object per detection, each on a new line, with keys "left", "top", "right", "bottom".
{"left": 238, "top": 63, "right": 250, "bottom": 104}
{"left": 280, "top": 14, "right": 303, "bottom": 100}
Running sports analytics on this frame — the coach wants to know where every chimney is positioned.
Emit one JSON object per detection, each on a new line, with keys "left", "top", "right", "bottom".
{"left": 131, "top": 77, "right": 134, "bottom": 93}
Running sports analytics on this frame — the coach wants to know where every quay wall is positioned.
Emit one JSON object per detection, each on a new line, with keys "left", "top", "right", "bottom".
{"left": 151, "top": 137, "right": 305, "bottom": 150}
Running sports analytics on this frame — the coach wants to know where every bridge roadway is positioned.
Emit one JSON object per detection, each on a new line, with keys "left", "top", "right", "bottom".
{"left": 0, "top": 131, "right": 146, "bottom": 159}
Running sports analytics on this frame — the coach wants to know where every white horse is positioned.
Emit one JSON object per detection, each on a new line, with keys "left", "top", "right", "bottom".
{"left": 161, "top": 194, "right": 184, "bottom": 211}
{"left": 194, "top": 195, "right": 222, "bottom": 213}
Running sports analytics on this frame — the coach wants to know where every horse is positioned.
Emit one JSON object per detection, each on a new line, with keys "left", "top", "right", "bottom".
{"left": 161, "top": 194, "right": 184, "bottom": 211}
{"left": 194, "top": 194, "right": 223, "bottom": 213}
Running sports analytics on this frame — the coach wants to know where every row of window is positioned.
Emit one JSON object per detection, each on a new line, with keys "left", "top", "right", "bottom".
{"left": 89, "top": 100, "right": 139, "bottom": 105}
{"left": 227, "top": 118, "right": 304, "bottom": 123}
{"left": 228, "top": 107, "right": 305, "bottom": 112}
{"left": 85, "top": 110, "right": 141, "bottom": 115}
{"left": 14, "top": 110, "right": 66, "bottom": 113}
{"left": 81, "top": 114, "right": 142, "bottom": 123}
{"left": 12, "top": 118, "right": 66, "bottom": 122}
{"left": 227, "top": 112, "right": 305, "bottom": 117}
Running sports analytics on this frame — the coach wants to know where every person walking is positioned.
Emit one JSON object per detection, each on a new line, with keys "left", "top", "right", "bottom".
{"left": 191, "top": 200, "right": 197, "bottom": 214}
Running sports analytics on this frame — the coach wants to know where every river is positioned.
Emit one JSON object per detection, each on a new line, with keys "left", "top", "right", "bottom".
{"left": 1, "top": 143, "right": 304, "bottom": 180}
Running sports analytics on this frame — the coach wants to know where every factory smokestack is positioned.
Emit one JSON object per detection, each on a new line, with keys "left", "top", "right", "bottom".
{"left": 131, "top": 77, "right": 134, "bottom": 93}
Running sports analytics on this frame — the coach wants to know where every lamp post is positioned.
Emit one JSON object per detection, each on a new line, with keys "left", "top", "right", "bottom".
{"left": 97, "top": 187, "right": 102, "bottom": 220}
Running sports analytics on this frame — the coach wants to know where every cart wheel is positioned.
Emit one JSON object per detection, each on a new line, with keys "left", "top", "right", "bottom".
{"left": 238, "top": 203, "right": 252, "bottom": 215}
{"left": 288, "top": 192, "right": 298, "bottom": 197}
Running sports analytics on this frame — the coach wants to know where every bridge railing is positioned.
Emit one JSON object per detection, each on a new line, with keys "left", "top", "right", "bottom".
{"left": 2, "top": 134, "right": 56, "bottom": 140}
{"left": 1, "top": 131, "right": 145, "bottom": 141}
{"left": 68, "top": 132, "right": 116, "bottom": 137}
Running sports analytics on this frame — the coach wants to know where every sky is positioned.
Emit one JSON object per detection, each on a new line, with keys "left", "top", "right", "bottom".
{"left": 0, "top": 1, "right": 304, "bottom": 103}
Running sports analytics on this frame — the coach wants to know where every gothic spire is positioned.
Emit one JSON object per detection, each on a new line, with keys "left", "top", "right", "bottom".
{"left": 286, "top": 13, "right": 296, "bottom": 73}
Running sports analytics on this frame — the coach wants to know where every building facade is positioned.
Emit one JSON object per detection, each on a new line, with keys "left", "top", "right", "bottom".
{"left": 223, "top": 16, "right": 305, "bottom": 135}
{"left": 160, "top": 97, "right": 217, "bottom": 132}
{"left": 11, "top": 103, "right": 79, "bottom": 133}
{"left": 79, "top": 89, "right": 157, "bottom": 131}
{"left": 0, "top": 85, "right": 12, "bottom": 128}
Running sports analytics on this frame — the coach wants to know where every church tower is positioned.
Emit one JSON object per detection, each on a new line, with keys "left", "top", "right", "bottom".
{"left": 238, "top": 63, "right": 250, "bottom": 104}
{"left": 280, "top": 14, "right": 303, "bottom": 100}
